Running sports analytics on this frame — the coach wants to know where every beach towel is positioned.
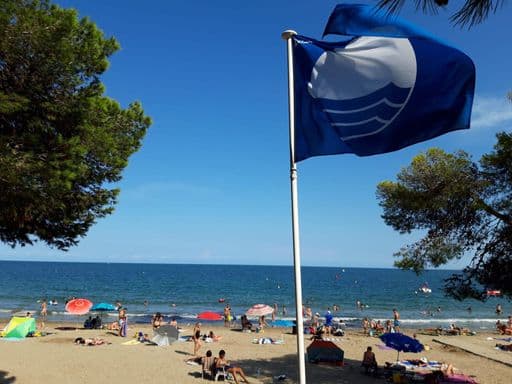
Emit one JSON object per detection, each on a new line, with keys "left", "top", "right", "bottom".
{"left": 441, "top": 373, "right": 478, "bottom": 383}
{"left": 252, "top": 337, "right": 284, "bottom": 345}
{"left": 376, "top": 343, "right": 394, "bottom": 350}
{"left": 122, "top": 339, "right": 140, "bottom": 345}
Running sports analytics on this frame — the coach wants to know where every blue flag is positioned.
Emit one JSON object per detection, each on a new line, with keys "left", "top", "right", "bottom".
{"left": 292, "top": 4, "right": 475, "bottom": 162}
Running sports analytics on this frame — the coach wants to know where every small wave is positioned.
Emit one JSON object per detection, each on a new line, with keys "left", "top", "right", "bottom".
{"left": 400, "top": 318, "right": 500, "bottom": 324}
{"left": 118, "top": 312, "right": 148, "bottom": 317}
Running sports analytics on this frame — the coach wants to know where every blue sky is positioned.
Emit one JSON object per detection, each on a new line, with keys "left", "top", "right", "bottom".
{"left": 1, "top": 1, "right": 511, "bottom": 267}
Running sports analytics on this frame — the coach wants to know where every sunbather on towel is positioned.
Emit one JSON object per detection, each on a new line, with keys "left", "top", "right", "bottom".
{"left": 430, "top": 364, "right": 478, "bottom": 384}
{"left": 253, "top": 337, "right": 283, "bottom": 344}
{"left": 207, "top": 330, "right": 221, "bottom": 342}
{"left": 74, "top": 337, "right": 110, "bottom": 346}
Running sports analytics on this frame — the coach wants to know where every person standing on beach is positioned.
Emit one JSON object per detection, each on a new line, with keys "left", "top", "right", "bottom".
{"left": 192, "top": 322, "right": 202, "bottom": 356}
{"left": 305, "top": 306, "right": 312, "bottom": 320}
{"left": 119, "top": 313, "right": 127, "bottom": 337}
{"left": 272, "top": 303, "right": 278, "bottom": 321}
{"left": 118, "top": 306, "right": 127, "bottom": 336}
{"left": 362, "top": 317, "right": 370, "bottom": 335}
{"left": 224, "top": 304, "right": 231, "bottom": 327}
{"left": 40, "top": 299, "right": 47, "bottom": 328}
{"left": 393, "top": 308, "right": 401, "bottom": 332}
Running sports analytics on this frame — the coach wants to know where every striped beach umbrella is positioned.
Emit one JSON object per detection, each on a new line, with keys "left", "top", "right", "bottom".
{"left": 246, "top": 304, "right": 274, "bottom": 317}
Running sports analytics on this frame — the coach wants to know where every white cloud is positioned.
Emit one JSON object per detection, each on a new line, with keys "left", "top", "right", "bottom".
{"left": 471, "top": 95, "right": 512, "bottom": 130}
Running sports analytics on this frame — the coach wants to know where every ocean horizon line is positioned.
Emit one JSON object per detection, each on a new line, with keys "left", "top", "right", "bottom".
{"left": 0, "top": 259, "right": 462, "bottom": 271}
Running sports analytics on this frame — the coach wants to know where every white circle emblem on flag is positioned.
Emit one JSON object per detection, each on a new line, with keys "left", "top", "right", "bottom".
{"left": 308, "top": 36, "right": 417, "bottom": 140}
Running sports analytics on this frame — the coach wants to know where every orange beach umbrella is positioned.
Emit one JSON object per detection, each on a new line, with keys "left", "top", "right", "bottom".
{"left": 65, "top": 298, "right": 93, "bottom": 315}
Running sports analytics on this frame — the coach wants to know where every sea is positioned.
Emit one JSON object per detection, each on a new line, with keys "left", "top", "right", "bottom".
{"left": 0, "top": 261, "right": 508, "bottom": 330}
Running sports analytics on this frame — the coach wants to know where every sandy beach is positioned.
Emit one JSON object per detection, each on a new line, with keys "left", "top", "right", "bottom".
{"left": 1, "top": 321, "right": 511, "bottom": 384}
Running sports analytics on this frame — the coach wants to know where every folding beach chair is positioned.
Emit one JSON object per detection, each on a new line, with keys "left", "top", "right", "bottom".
{"left": 214, "top": 365, "right": 228, "bottom": 382}
{"left": 202, "top": 356, "right": 215, "bottom": 380}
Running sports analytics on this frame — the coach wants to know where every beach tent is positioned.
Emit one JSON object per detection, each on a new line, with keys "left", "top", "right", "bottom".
{"left": 0, "top": 317, "right": 36, "bottom": 338}
{"left": 307, "top": 340, "right": 344, "bottom": 366}
{"left": 152, "top": 325, "right": 179, "bottom": 346}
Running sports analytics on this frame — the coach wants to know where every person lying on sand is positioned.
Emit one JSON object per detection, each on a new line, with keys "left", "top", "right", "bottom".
{"left": 206, "top": 330, "right": 221, "bottom": 342}
{"left": 496, "top": 343, "right": 512, "bottom": 351}
{"left": 74, "top": 337, "right": 110, "bottom": 346}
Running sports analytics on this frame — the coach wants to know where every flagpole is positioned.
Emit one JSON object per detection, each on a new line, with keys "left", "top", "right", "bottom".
{"left": 282, "top": 29, "right": 307, "bottom": 384}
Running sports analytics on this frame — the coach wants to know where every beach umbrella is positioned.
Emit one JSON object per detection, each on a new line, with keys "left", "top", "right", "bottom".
{"left": 197, "top": 311, "right": 223, "bottom": 321}
{"left": 65, "top": 298, "right": 93, "bottom": 315}
{"left": 91, "top": 302, "right": 116, "bottom": 312}
{"left": 246, "top": 304, "right": 274, "bottom": 317}
{"left": 91, "top": 302, "right": 117, "bottom": 323}
{"left": 152, "top": 325, "right": 179, "bottom": 346}
{"left": 380, "top": 333, "right": 424, "bottom": 361}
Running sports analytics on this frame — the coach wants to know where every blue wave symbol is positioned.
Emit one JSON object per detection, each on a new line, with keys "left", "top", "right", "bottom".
{"left": 318, "top": 83, "right": 413, "bottom": 140}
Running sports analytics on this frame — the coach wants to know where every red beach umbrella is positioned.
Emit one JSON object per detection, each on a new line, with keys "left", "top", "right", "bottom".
{"left": 65, "top": 298, "right": 93, "bottom": 315}
{"left": 197, "top": 311, "right": 223, "bottom": 321}
{"left": 246, "top": 304, "right": 274, "bottom": 317}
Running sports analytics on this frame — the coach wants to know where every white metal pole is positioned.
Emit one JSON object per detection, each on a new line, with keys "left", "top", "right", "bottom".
{"left": 282, "top": 29, "right": 307, "bottom": 384}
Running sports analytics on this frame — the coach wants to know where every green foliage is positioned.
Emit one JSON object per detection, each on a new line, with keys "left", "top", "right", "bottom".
{"left": 0, "top": 0, "right": 151, "bottom": 250}
{"left": 377, "top": 133, "right": 512, "bottom": 300}
{"left": 377, "top": 0, "right": 505, "bottom": 27}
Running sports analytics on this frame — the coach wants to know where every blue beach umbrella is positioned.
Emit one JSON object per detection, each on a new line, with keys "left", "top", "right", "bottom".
{"left": 91, "top": 303, "right": 116, "bottom": 312}
{"left": 380, "top": 333, "right": 424, "bottom": 361}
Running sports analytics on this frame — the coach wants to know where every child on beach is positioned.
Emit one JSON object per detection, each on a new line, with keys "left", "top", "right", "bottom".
{"left": 362, "top": 318, "right": 369, "bottom": 335}
{"left": 393, "top": 309, "right": 401, "bottom": 332}
{"left": 119, "top": 315, "right": 127, "bottom": 337}
{"left": 258, "top": 315, "right": 268, "bottom": 330}
{"left": 40, "top": 299, "right": 47, "bottom": 328}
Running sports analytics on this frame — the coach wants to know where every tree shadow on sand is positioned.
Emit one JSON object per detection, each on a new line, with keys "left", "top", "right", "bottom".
{"left": 0, "top": 371, "right": 15, "bottom": 384}
{"left": 180, "top": 352, "right": 383, "bottom": 383}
